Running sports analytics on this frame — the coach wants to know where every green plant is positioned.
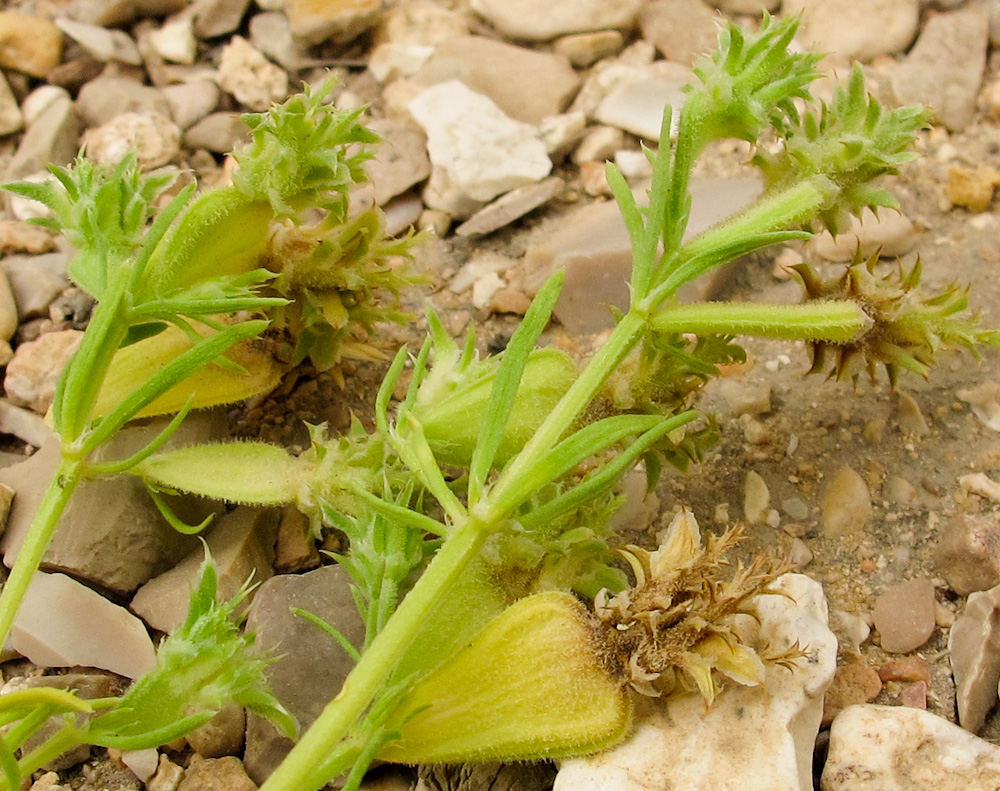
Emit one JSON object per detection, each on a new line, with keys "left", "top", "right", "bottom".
{"left": 0, "top": 15, "right": 997, "bottom": 791}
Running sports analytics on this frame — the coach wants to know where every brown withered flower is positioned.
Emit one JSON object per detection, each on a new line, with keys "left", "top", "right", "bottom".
{"left": 594, "top": 508, "right": 799, "bottom": 705}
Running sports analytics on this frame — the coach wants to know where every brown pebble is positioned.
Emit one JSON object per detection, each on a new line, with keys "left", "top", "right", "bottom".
{"left": 879, "top": 655, "right": 931, "bottom": 684}
{"left": 860, "top": 559, "right": 877, "bottom": 573}
{"left": 872, "top": 577, "right": 937, "bottom": 654}
{"left": 946, "top": 165, "right": 999, "bottom": 212}
{"left": 897, "top": 680, "right": 928, "bottom": 709}
{"left": 934, "top": 513, "right": 1000, "bottom": 596}
{"left": 489, "top": 287, "right": 531, "bottom": 316}
{"left": 821, "top": 465, "right": 872, "bottom": 537}
{"left": 823, "top": 662, "right": 883, "bottom": 726}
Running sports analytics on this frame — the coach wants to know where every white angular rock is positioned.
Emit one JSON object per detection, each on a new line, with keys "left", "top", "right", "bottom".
{"left": 950, "top": 583, "right": 1000, "bottom": 733}
{"left": 408, "top": 81, "right": 552, "bottom": 210}
{"left": 55, "top": 17, "right": 142, "bottom": 65}
{"left": 217, "top": 36, "right": 288, "bottom": 112}
{"left": 555, "top": 574, "right": 837, "bottom": 791}
{"left": 11, "top": 571, "right": 157, "bottom": 679}
{"left": 469, "top": 0, "right": 642, "bottom": 41}
{"left": 148, "top": 14, "right": 198, "bottom": 64}
{"left": 810, "top": 208, "right": 918, "bottom": 261}
{"left": 82, "top": 111, "right": 181, "bottom": 170}
{"left": 4, "top": 330, "right": 82, "bottom": 414}
{"left": 822, "top": 705, "right": 1000, "bottom": 790}
{"left": 594, "top": 63, "right": 690, "bottom": 140}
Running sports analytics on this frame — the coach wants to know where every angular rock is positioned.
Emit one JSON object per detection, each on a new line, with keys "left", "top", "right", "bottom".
{"left": 286, "top": 0, "right": 382, "bottom": 48}
{"left": 783, "top": 0, "right": 918, "bottom": 61}
{"left": 54, "top": 18, "right": 142, "bottom": 65}
{"left": 11, "top": 571, "right": 156, "bottom": 679}
{"left": 962, "top": 473, "right": 1000, "bottom": 503}
{"left": 891, "top": 4, "right": 989, "bottom": 132}
{"left": 148, "top": 14, "right": 198, "bottom": 64}
{"left": 946, "top": 165, "right": 1000, "bottom": 213}
{"left": 821, "top": 465, "right": 872, "bottom": 538}
{"left": 0, "top": 71, "right": 22, "bottom": 136}
{"left": 4, "top": 329, "right": 82, "bottom": 414}
{"left": 183, "top": 112, "right": 250, "bottom": 152}
{"left": 935, "top": 514, "right": 1000, "bottom": 596}
{"left": 248, "top": 11, "right": 313, "bottom": 71}
{"left": 82, "top": 111, "right": 181, "bottom": 169}
{"left": 469, "top": 0, "right": 642, "bottom": 41}
{"left": 822, "top": 662, "right": 882, "bottom": 727}
{"left": 412, "top": 36, "right": 580, "bottom": 126}
{"left": 217, "top": 36, "right": 288, "bottom": 112}
{"left": 552, "top": 30, "right": 624, "bottom": 68}
{"left": 949, "top": 583, "right": 1000, "bottom": 734}
{"left": 0, "top": 415, "right": 224, "bottom": 594}
{"left": 0, "top": 399, "right": 53, "bottom": 450}
{"left": 822, "top": 705, "right": 1000, "bottom": 790}
{"left": 408, "top": 81, "right": 552, "bottom": 212}
{"left": 188, "top": 0, "right": 252, "bottom": 39}
{"left": 186, "top": 704, "right": 246, "bottom": 759}
{"left": 872, "top": 577, "right": 936, "bottom": 653}
{"left": 131, "top": 506, "right": 279, "bottom": 633}
{"left": 556, "top": 574, "right": 837, "bottom": 791}
{"left": 524, "top": 176, "right": 762, "bottom": 333}
{"left": 0, "top": 220, "right": 56, "bottom": 257}
{"left": 1, "top": 252, "right": 71, "bottom": 322}
{"left": 0, "top": 12, "right": 63, "bottom": 78}
{"left": 177, "top": 755, "right": 256, "bottom": 791}
{"left": 5, "top": 93, "right": 81, "bottom": 180}
{"left": 957, "top": 382, "right": 1000, "bottom": 433}
{"left": 640, "top": 0, "right": 719, "bottom": 67}
{"left": 706, "top": 0, "right": 779, "bottom": 11}
{"left": 243, "top": 564, "right": 365, "bottom": 785}
{"left": 744, "top": 470, "right": 770, "bottom": 525}
{"left": 455, "top": 177, "right": 562, "bottom": 237}
{"left": 163, "top": 79, "right": 220, "bottom": 129}
{"left": 359, "top": 117, "right": 430, "bottom": 206}
{"left": 810, "top": 208, "right": 918, "bottom": 261}
{"left": 593, "top": 62, "right": 690, "bottom": 140}
{"left": 65, "top": 0, "right": 142, "bottom": 27}
{"left": 76, "top": 75, "right": 171, "bottom": 128}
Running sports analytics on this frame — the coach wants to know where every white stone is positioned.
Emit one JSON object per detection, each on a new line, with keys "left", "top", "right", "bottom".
{"left": 469, "top": 0, "right": 642, "bottom": 41}
{"left": 82, "top": 112, "right": 181, "bottom": 170}
{"left": 784, "top": 0, "right": 919, "bottom": 61}
{"left": 961, "top": 473, "right": 1000, "bottom": 503}
{"left": 408, "top": 81, "right": 552, "bottom": 208}
{"left": 822, "top": 705, "right": 1000, "bottom": 790}
{"left": 55, "top": 17, "right": 142, "bottom": 65}
{"left": 594, "top": 65, "right": 690, "bottom": 140}
{"left": 556, "top": 574, "right": 837, "bottom": 791}
{"left": 0, "top": 71, "right": 22, "bottom": 136}
{"left": 148, "top": 14, "right": 198, "bottom": 64}
{"left": 217, "top": 36, "right": 288, "bottom": 112}
{"left": 11, "top": 571, "right": 157, "bottom": 679}
{"left": 121, "top": 749, "right": 160, "bottom": 783}
{"left": 4, "top": 330, "right": 83, "bottom": 414}
{"left": 810, "top": 207, "right": 919, "bottom": 261}
{"left": 20, "top": 86, "right": 69, "bottom": 128}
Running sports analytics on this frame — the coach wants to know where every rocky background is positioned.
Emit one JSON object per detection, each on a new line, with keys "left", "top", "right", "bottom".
{"left": 0, "top": 0, "right": 999, "bottom": 790}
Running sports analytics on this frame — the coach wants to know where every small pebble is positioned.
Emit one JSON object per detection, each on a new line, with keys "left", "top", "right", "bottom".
{"left": 821, "top": 465, "right": 873, "bottom": 538}
{"left": 822, "top": 662, "right": 882, "bottom": 726}
{"left": 744, "top": 470, "right": 770, "bottom": 525}
{"left": 0, "top": 12, "right": 63, "bottom": 78}
{"left": 961, "top": 472, "right": 1000, "bottom": 503}
{"left": 898, "top": 680, "right": 928, "bottom": 709}
{"left": 879, "top": 655, "right": 932, "bottom": 684}
{"left": 872, "top": 577, "right": 936, "bottom": 653}
{"left": 217, "top": 36, "right": 288, "bottom": 112}
{"left": 947, "top": 165, "right": 1000, "bottom": 212}
{"left": 935, "top": 513, "right": 1000, "bottom": 595}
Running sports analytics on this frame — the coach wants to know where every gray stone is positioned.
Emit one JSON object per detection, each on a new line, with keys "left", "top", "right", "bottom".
{"left": 0, "top": 414, "right": 224, "bottom": 594}
{"left": 935, "top": 514, "right": 1000, "bottom": 596}
{"left": 131, "top": 506, "right": 279, "bottom": 633}
{"left": 456, "top": 177, "right": 563, "bottom": 237}
{"left": 552, "top": 30, "right": 624, "bottom": 69}
{"left": 64, "top": 0, "right": 139, "bottom": 27}
{"left": 248, "top": 11, "right": 313, "bottom": 71}
{"left": 556, "top": 574, "right": 837, "bottom": 791}
{"left": 408, "top": 81, "right": 552, "bottom": 211}
{"left": 243, "top": 564, "right": 365, "bottom": 785}
{"left": 189, "top": 0, "right": 252, "bottom": 39}
{"left": 593, "top": 63, "right": 691, "bottom": 140}
{"left": 185, "top": 704, "right": 246, "bottom": 759}
{"left": 706, "top": 0, "right": 779, "bottom": 11}
{"left": 11, "top": 571, "right": 157, "bottom": 679}
{"left": 183, "top": 112, "right": 250, "bottom": 152}
{"left": 163, "top": 79, "right": 220, "bottom": 130}
{"left": 1, "top": 252, "right": 71, "bottom": 322}
{"left": 469, "top": 0, "right": 642, "bottom": 41}
{"left": 784, "top": 0, "right": 919, "bottom": 61}
{"left": 949, "top": 584, "right": 1000, "bottom": 734}
{"left": 286, "top": 0, "right": 383, "bottom": 48}
{"left": 5, "top": 94, "right": 81, "bottom": 180}
{"left": 891, "top": 4, "right": 989, "bottom": 132}
{"left": 822, "top": 705, "right": 1000, "bottom": 790}
{"left": 54, "top": 17, "right": 142, "bottom": 65}
{"left": 640, "top": 0, "right": 719, "bottom": 67}
{"left": 76, "top": 75, "right": 170, "bottom": 128}
{"left": 412, "top": 36, "right": 580, "bottom": 126}
{"left": 361, "top": 117, "right": 430, "bottom": 207}
{"left": 872, "top": 577, "right": 937, "bottom": 653}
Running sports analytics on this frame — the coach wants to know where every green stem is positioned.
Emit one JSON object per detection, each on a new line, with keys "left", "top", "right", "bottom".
{"left": 0, "top": 458, "right": 82, "bottom": 647}
{"left": 258, "top": 519, "right": 489, "bottom": 791}
{"left": 650, "top": 300, "right": 872, "bottom": 342}
{"left": 6, "top": 726, "right": 82, "bottom": 787}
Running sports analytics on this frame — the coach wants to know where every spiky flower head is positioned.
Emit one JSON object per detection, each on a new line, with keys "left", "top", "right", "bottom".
{"left": 595, "top": 509, "right": 796, "bottom": 705}
{"left": 794, "top": 252, "right": 1000, "bottom": 387}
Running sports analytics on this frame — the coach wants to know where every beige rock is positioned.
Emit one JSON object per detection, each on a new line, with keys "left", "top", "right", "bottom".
{"left": 0, "top": 13, "right": 63, "bottom": 78}
{"left": 82, "top": 111, "right": 181, "bottom": 170}
{"left": 961, "top": 473, "right": 1000, "bottom": 503}
{"left": 185, "top": 705, "right": 246, "bottom": 759}
{"left": 872, "top": 577, "right": 936, "bottom": 653}
{"left": 177, "top": 756, "right": 256, "bottom": 791}
{"left": 217, "top": 36, "right": 288, "bottom": 112}
{"left": 147, "top": 755, "right": 185, "bottom": 791}
{"left": 361, "top": 117, "right": 430, "bottom": 206}
{"left": 272, "top": 505, "right": 320, "bottom": 574}
{"left": 784, "top": 0, "right": 918, "bottom": 61}
{"left": 470, "top": 0, "right": 642, "bottom": 41}
{"left": 957, "top": 382, "right": 1000, "bottom": 432}
{"left": 4, "top": 330, "right": 83, "bottom": 414}
{"left": 11, "top": 572, "right": 157, "bottom": 678}
{"left": 553, "top": 30, "right": 624, "bottom": 68}
{"left": 0, "top": 71, "right": 22, "bottom": 135}
{"left": 810, "top": 207, "right": 918, "bottom": 261}
{"left": 946, "top": 165, "right": 999, "bottom": 213}
{"left": 640, "top": 0, "right": 719, "bottom": 66}
{"left": 287, "top": 0, "right": 382, "bottom": 47}
{"left": 950, "top": 584, "right": 1000, "bottom": 734}
{"left": 455, "top": 177, "right": 562, "bottom": 237}
{"left": 935, "top": 514, "right": 1000, "bottom": 596}
{"left": 380, "top": 1, "right": 468, "bottom": 46}
{"left": 744, "top": 470, "right": 770, "bottom": 525}
{"left": 0, "top": 221, "right": 56, "bottom": 257}
{"left": 821, "top": 465, "right": 872, "bottom": 537}
{"left": 822, "top": 662, "right": 882, "bottom": 726}
{"left": 54, "top": 17, "right": 141, "bottom": 65}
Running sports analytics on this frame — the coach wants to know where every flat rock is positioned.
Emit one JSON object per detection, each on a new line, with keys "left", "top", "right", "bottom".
{"left": 810, "top": 208, "right": 918, "bottom": 261}
{"left": 183, "top": 112, "right": 250, "bottom": 152}
{"left": 5, "top": 93, "right": 81, "bottom": 180}
{"left": 706, "top": 0, "right": 779, "bottom": 11}
{"left": 552, "top": 30, "right": 624, "bottom": 69}
{"left": 412, "top": 36, "right": 580, "bottom": 126}
{"left": 469, "top": 0, "right": 642, "bottom": 41}
{"left": 456, "top": 177, "right": 562, "bottom": 237}
{"left": 76, "top": 75, "right": 170, "bottom": 128}
{"left": 891, "top": 4, "right": 989, "bottom": 132}
{"left": 935, "top": 513, "right": 1000, "bottom": 596}
{"left": 783, "top": 0, "right": 918, "bottom": 61}
{"left": 822, "top": 662, "right": 882, "bottom": 726}
{"left": 148, "top": 14, "right": 198, "bottom": 65}
{"left": 286, "top": 0, "right": 382, "bottom": 48}
{"left": 820, "top": 465, "right": 872, "bottom": 538}
{"left": 872, "top": 577, "right": 936, "bottom": 653}
{"left": 4, "top": 329, "right": 82, "bottom": 414}
{"left": 361, "top": 116, "right": 430, "bottom": 206}
{"left": 0, "top": 12, "right": 63, "bottom": 78}
{"left": 188, "top": 0, "right": 252, "bottom": 39}
{"left": 11, "top": 571, "right": 156, "bottom": 679}
{"left": 163, "top": 79, "right": 220, "bottom": 129}
{"left": 958, "top": 382, "right": 1000, "bottom": 433}
{"left": 217, "top": 36, "right": 288, "bottom": 112}
{"left": 0, "top": 265, "right": 23, "bottom": 340}
{"left": 55, "top": 17, "right": 141, "bottom": 65}
{"left": 555, "top": 574, "right": 837, "bottom": 791}
{"left": 1, "top": 252, "right": 72, "bottom": 322}
{"left": 131, "top": 506, "right": 279, "bottom": 633}
{"left": 949, "top": 583, "right": 1000, "bottom": 734}
{"left": 408, "top": 81, "right": 552, "bottom": 211}
{"left": 822, "top": 704, "right": 1000, "bottom": 790}
{"left": 593, "top": 62, "right": 690, "bottom": 140}
{"left": 0, "top": 415, "right": 223, "bottom": 594}
{"left": 242, "top": 564, "right": 365, "bottom": 785}
{"left": 186, "top": 704, "right": 246, "bottom": 759}
{"left": 248, "top": 11, "right": 313, "bottom": 71}
{"left": 640, "top": 0, "right": 719, "bottom": 67}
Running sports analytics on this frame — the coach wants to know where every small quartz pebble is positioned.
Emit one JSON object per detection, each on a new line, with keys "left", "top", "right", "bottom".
{"left": 957, "top": 382, "right": 1000, "bottom": 432}
{"left": 821, "top": 465, "right": 872, "bottom": 538}
{"left": 148, "top": 14, "right": 198, "bottom": 64}
{"left": 121, "top": 749, "right": 159, "bottom": 784}
{"left": 54, "top": 17, "right": 141, "bottom": 65}
{"left": 822, "top": 704, "right": 1000, "bottom": 790}
{"left": 822, "top": 662, "right": 882, "bottom": 726}
{"left": 594, "top": 65, "right": 690, "bottom": 140}
{"left": 0, "top": 72, "right": 22, "bottom": 135}
{"left": 810, "top": 207, "right": 918, "bottom": 261}
{"left": 935, "top": 513, "right": 1000, "bottom": 596}
{"left": 872, "top": 577, "right": 936, "bottom": 653}
{"left": 961, "top": 473, "right": 1000, "bottom": 503}
{"left": 639, "top": 0, "right": 719, "bottom": 66}
{"left": 552, "top": 30, "right": 624, "bottom": 68}
{"left": 11, "top": 571, "right": 156, "bottom": 679}
{"left": 556, "top": 574, "right": 837, "bottom": 791}
{"left": 176, "top": 755, "right": 256, "bottom": 791}
{"left": 898, "top": 681, "right": 928, "bottom": 709}
{"left": 949, "top": 583, "right": 1000, "bottom": 734}
{"left": 744, "top": 470, "right": 770, "bottom": 525}
{"left": 455, "top": 177, "right": 562, "bottom": 237}
{"left": 217, "top": 36, "right": 288, "bottom": 112}
{"left": 147, "top": 754, "right": 184, "bottom": 791}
